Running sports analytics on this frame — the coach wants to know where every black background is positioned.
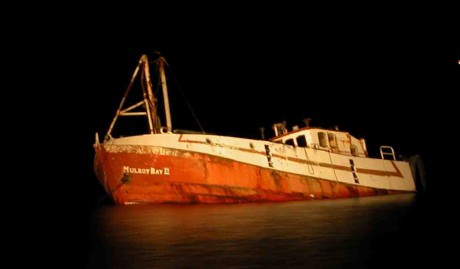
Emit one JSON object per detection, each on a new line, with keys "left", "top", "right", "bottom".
{"left": 15, "top": 6, "right": 458, "bottom": 267}
{"left": 63, "top": 10, "right": 457, "bottom": 204}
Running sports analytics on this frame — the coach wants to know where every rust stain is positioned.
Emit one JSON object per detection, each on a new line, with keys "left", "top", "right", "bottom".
{"left": 108, "top": 178, "right": 405, "bottom": 205}
{"left": 95, "top": 143, "right": 411, "bottom": 205}
{"left": 176, "top": 136, "right": 401, "bottom": 178}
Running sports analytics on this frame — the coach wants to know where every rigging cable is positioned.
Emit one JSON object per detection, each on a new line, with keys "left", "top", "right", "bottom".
{"left": 327, "top": 150, "right": 340, "bottom": 184}
{"left": 303, "top": 147, "right": 315, "bottom": 175}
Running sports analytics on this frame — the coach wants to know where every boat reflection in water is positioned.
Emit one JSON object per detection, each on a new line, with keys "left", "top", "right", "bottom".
{"left": 86, "top": 194, "right": 431, "bottom": 268}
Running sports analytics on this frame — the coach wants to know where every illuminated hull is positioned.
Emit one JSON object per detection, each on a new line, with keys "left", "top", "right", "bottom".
{"left": 93, "top": 133, "right": 415, "bottom": 205}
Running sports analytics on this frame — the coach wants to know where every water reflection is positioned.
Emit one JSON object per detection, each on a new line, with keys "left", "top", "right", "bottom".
{"left": 86, "top": 194, "right": 425, "bottom": 268}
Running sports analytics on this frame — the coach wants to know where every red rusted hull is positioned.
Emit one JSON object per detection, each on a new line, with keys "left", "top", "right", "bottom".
{"left": 94, "top": 145, "right": 409, "bottom": 205}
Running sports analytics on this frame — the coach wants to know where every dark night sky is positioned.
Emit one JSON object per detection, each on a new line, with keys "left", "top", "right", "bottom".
{"left": 18, "top": 7, "right": 458, "bottom": 267}
{"left": 30, "top": 7, "right": 458, "bottom": 207}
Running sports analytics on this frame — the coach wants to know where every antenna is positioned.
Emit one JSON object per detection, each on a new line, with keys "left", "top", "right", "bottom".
{"left": 303, "top": 118, "right": 312, "bottom": 127}
{"left": 259, "top": 127, "right": 265, "bottom": 140}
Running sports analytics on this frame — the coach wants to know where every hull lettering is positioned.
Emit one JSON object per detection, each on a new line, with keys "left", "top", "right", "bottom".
{"left": 123, "top": 166, "right": 170, "bottom": 176}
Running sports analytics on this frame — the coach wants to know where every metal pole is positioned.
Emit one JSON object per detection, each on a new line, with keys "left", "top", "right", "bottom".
{"left": 158, "top": 56, "right": 172, "bottom": 132}
{"left": 142, "top": 55, "right": 159, "bottom": 133}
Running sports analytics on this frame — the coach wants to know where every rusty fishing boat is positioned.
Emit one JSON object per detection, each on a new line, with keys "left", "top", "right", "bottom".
{"left": 93, "top": 53, "right": 418, "bottom": 205}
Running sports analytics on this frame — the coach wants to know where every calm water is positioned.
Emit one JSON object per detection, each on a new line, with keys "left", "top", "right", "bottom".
{"left": 81, "top": 194, "right": 437, "bottom": 268}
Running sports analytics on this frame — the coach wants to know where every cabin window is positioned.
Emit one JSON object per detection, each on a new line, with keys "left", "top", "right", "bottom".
{"left": 318, "top": 132, "right": 328, "bottom": 148}
{"left": 350, "top": 144, "right": 358, "bottom": 156}
{"left": 328, "top": 133, "right": 338, "bottom": 148}
{"left": 296, "top": 135, "right": 307, "bottom": 147}
{"left": 285, "top": 138, "right": 295, "bottom": 147}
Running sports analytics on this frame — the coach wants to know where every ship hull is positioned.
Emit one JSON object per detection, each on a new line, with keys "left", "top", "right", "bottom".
{"left": 93, "top": 135, "right": 414, "bottom": 205}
